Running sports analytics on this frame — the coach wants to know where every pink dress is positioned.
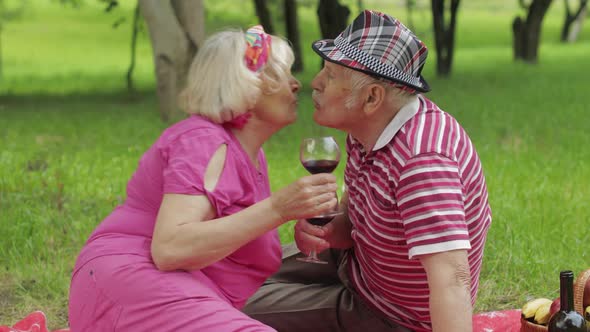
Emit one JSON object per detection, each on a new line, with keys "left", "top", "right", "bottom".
{"left": 68, "top": 115, "right": 282, "bottom": 331}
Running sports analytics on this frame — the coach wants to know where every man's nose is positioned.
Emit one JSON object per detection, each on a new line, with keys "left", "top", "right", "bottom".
{"left": 310, "top": 75, "right": 321, "bottom": 92}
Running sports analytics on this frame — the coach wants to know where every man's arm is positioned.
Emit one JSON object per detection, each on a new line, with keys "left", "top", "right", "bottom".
{"left": 419, "top": 249, "right": 473, "bottom": 332}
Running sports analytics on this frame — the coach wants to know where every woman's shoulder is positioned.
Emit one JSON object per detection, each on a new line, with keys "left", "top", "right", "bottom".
{"left": 158, "top": 115, "right": 231, "bottom": 147}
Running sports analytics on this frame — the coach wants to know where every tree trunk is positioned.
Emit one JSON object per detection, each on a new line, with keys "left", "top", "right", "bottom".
{"left": 0, "top": 25, "right": 3, "bottom": 82}
{"left": 284, "top": 0, "right": 303, "bottom": 72}
{"left": 317, "top": 0, "right": 350, "bottom": 39}
{"left": 139, "top": 0, "right": 204, "bottom": 122}
{"left": 253, "top": 0, "right": 274, "bottom": 34}
{"left": 512, "top": 16, "right": 525, "bottom": 61}
{"left": 431, "top": 0, "right": 460, "bottom": 77}
{"left": 407, "top": 0, "right": 416, "bottom": 31}
{"left": 567, "top": 2, "right": 587, "bottom": 41}
{"left": 126, "top": 2, "right": 140, "bottom": 93}
{"left": 561, "top": 0, "right": 588, "bottom": 42}
{"left": 171, "top": 0, "right": 205, "bottom": 86}
{"left": 512, "top": 0, "right": 553, "bottom": 63}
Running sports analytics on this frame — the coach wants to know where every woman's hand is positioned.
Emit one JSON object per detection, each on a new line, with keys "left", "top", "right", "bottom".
{"left": 270, "top": 173, "right": 338, "bottom": 222}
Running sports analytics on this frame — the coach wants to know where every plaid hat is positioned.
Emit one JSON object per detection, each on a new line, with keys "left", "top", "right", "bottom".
{"left": 312, "top": 10, "right": 431, "bottom": 93}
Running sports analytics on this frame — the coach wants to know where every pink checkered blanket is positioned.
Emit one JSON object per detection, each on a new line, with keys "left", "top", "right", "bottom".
{"left": 2, "top": 309, "right": 522, "bottom": 332}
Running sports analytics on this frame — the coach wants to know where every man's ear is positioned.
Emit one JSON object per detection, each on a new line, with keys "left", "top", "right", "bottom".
{"left": 362, "top": 84, "right": 386, "bottom": 116}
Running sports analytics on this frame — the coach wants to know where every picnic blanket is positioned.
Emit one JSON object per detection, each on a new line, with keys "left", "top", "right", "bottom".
{"left": 472, "top": 309, "right": 522, "bottom": 332}
{"left": 2, "top": 309, "right": 523, "bottom": 332}
{"left": 0, "top": 312, "right": 68, "bottom": 332}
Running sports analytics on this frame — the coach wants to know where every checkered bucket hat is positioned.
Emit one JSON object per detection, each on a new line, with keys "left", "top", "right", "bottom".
{"left": 312, "top": 10, "right": 431, "bottom": 93}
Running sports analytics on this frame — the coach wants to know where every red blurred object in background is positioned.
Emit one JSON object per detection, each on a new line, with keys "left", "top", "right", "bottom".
{"left": 549, "top": 297, "right": 561, "bottom": 317}
{"left": 0, "top": 311, "right": 69, "bottom": 332}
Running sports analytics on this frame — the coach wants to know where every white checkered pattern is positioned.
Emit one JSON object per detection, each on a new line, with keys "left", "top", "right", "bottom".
{"left": 312, "top": 10, "right": 430, "bottom": 92}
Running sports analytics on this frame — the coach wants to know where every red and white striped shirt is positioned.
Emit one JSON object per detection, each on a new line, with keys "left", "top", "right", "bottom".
{"left": 344, "top": 95, "right": 492, "bottom": 331}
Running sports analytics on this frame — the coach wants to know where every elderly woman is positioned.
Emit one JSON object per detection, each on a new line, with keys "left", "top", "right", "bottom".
{"left": 68, "top": 26, "right": 338, "bottom": 331}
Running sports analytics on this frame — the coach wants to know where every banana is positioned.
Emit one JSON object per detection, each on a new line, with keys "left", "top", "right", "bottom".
{"left": 534, "top": 301, "right": 552, "bottom": 325}
{"left": 522, "top": 298, "right": 552, "bottom": 320}
{"left": 585, "top": 305, "right": 589, "bottom": 321}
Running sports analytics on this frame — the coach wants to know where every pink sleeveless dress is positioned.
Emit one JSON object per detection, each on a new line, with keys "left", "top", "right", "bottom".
{"left": 68, "top": 115, "right": 281, "bottom": 331}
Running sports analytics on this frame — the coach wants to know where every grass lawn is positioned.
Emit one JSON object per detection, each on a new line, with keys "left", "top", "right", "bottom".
{"left": 1, "top": 0, "right": 590, "bottom": 329}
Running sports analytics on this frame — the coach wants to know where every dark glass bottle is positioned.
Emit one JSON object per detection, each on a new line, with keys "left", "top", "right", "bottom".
{"left": 547, "top": 270, "right": 586, "bottom": 332}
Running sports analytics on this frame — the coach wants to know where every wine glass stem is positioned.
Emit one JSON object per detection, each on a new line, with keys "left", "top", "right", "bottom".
{"left": 309, "top": 248, "right": 319, "bottom": 260}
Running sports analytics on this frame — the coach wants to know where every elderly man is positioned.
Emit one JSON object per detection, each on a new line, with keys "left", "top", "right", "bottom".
{"left": 244, "top": 10, "right": 492, "bottom": 332}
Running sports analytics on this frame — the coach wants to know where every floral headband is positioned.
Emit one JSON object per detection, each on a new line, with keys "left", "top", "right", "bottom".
{"left": 224, "top": 26, "right": 271, "bottom": 130}
{"left": 244, "top": 25, "right": 271, "bottom": 73}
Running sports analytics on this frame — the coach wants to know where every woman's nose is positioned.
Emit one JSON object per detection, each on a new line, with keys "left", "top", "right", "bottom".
{"left": 291, "top": 77, "right": 301, "bottom": 93}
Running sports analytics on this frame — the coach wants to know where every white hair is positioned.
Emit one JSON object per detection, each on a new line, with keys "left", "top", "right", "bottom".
{"left": 343, "top": 68, "right": 414, "bottom": 110}
{"left": 179, "top": 30, "right": 295, "bottom": 123}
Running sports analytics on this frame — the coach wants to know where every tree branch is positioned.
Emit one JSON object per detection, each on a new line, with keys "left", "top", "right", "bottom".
{"left": 565, "top": 0, "right": 572, "bottom": 16}
{"left": 573, "top": 0, "right": 588, "bottom": 19}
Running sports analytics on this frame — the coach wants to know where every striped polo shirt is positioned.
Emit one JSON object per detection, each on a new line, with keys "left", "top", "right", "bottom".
{"left": 345, "top": 95, "right": 492, "bottom": 331}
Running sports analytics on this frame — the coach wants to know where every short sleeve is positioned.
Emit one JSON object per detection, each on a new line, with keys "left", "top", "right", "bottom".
{"left": 161, "top": 133, "right": 227, "bottom": 195}
{"left": 397, "top": 152, "right": 471, "bottom": 259}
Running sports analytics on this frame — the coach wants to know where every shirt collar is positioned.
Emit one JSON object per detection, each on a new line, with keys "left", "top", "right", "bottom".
{"left": 372, "top": 95, "right": 420, "bottom": 151}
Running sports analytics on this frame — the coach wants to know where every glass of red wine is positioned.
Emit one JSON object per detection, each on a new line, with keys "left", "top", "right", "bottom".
{"left": 297, "top": 136, "right": 342, "bottom": 264}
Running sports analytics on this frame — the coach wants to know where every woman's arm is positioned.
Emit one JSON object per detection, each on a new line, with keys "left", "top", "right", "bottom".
{"left": 152, "top": 145, "right": 338, "bottom": 271}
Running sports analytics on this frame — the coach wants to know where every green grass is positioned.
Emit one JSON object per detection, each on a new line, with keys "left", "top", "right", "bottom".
{"left": 1, "top": 0, "right": 590, "bottom": 329}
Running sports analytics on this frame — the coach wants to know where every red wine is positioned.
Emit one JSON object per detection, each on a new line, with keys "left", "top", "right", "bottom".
{"left": 302, "top": 159, "right": 338, "bottom": 174}
{"left": 306, "top": 216, "right": 334, "bottom": 226}
{"left": 547, "top": 270, "right": 586, "bottom": 332}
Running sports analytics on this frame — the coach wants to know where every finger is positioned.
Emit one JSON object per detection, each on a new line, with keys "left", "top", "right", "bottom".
{"left": 317, "top": 191, "right": 338, "bottom": 204}
{"left": 314, "top": 241, "right": 331, "bottom": 254}
{"left": 314, "top": 182, "right": 338, "bottom": 194}
{"left": 295, "top": 219, "right": 325, "bottom": 238}
{"left": 308, "top": 173, "right": 337, "bottom": 185}
{"left": 294, "top": 228, "right": 329, "bottom": 254}
{"left": 322, "top": 221, "right": 336, "bottom": 236}
{"left": 315, "top": 196, "right": 338, "bottom": 214}
{"left": 299, "top": 191, "right": 333, "bottom": 213}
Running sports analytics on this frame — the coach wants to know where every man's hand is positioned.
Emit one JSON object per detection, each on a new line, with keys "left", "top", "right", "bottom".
{"left": 293, "top": 219, "right": 330, "bottom": 255}
{"left": 320, "top": 214, "right": 353, "bottom": 249}
{"left": 294, "top": 190, "right": 353, "bottom": 255}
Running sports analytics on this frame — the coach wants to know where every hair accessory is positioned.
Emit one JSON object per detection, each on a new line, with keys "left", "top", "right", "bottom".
{"left": 244, "top": 25, "right": 271, "bottom": 73}
{"left": 312, "top": 10, "right": 430, "bottom": 93}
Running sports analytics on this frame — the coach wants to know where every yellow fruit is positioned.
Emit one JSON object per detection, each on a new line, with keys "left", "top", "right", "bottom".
{"left": 522, "top": 298, "right": 552, "bottom": 320}
{"left": 534, "top": 301, "right": 552, "bottom": 325}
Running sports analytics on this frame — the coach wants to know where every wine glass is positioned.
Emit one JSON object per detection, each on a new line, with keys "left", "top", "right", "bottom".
{"left": 297, "top": 136, "right": 342, "bottom": 264}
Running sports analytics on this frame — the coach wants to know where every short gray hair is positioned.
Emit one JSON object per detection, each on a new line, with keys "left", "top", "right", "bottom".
{"left": 343, "top": 68, "right": 414, "bottom": 110}
{"left": 179, "top": 30, "right": 295, "bottom": 123}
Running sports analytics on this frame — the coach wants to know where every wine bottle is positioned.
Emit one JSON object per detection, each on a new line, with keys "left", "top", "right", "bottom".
{"left": 547, "top": 270, "right": 586, "bottom": 332}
